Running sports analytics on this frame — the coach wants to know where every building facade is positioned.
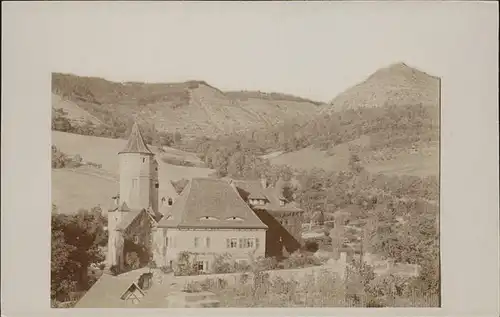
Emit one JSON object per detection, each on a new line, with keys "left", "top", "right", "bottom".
{"left": 153, "top": 178, "right": 268, "bottom": 272}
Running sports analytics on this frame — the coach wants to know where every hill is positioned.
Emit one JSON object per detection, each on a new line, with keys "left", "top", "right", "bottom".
{"left": 184, "top": 62, "right": 440, "bottom": 178}
{"left": 52, "top": 74, "right": 326, "bottom": 138}
{"left": 52, "top": 93, "right": 103, "bottom": 125}
{"left": 326, "top": 62, "right": 440, "bottom": 112}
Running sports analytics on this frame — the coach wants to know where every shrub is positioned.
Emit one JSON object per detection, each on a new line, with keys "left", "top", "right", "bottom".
{"left": 254, "top": 256, "right": 279, "bottom": 271}
{"left": 212, "top": 253, "right": 234, "bottom": 274}
{"left": 173, "top": 251, "right": 198, "bottom": 276}
{"left": 282, "top": 251, "right": 321, "bottom": 269}
{"left": 110, "top": 265, "right": 120, "bottom": 276}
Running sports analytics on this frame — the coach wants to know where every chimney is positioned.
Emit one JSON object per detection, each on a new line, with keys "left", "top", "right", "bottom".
{"left": 260, "top": 175, "right": 267, "bottom": 189}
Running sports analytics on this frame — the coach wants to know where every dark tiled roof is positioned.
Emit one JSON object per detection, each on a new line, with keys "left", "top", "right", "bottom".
{"left": 233, "top": 179, "right": 303, "bottom": 214}
{"left": 74, "top": 269, "right": 148, "bottom": 308}
{"left": 157, "top": 178, "right": 268, "bottom": 229}
{"left": 119, "top": 121, "right": 153, "bottom": 155}
{"left": 233, "top": 180, "right": 267, "bottom": 200}
{"left": 115, "top": 210, "right": 143, "bottom": 231}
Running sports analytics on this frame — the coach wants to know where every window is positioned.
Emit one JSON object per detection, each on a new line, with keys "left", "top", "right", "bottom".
{"left": 227, "top": 238, "right": 238, "bottom": 248}
{"left": 161, "top": 197, "right": 166, "bottom": 204}
{"left": 155, "top": 183, "right": 159, "bottom": 189}
{"left": 256, "top": 238, "right": 260, "bottom": 249}
{"left": 239, "top": 238, "right": 255, "bottom": 249}
{"left": 169, "top": 260, "right": 173, "bottom": 268}
{"left": 279, "top": 199, "right": 285, "bottom": 206}
{"left": 133, "top": 235, "right": 139, "bottom": 244}
{"left": 206, "top": 237, "right": 211, "bottom": 248}
{"left": 195, "top": 261, "right": 204, "bottom": 272}
{"left": 168, "top": 198, "right": 173, "bottom": 206}
{"left": 132, "top": 179, "right": 138, "bottom": 188}
{"left": 155, "top": 167, "right": 158, "bottom": 171}
{"left": 165, "top": 236, "right": 169, "bottom": 247}
{"left": 226, "top": 216, "right": 244, "bottom": 221}
{"left": 142, "top": 158, "right": 145, "bottom": 163}
{"left": 247, "top": 238, "right": 255, "bottom": 248}
{"left": 194, "top": 237, "right": 200, "bottom": 248}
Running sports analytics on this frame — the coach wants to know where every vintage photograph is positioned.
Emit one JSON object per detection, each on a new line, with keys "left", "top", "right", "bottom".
{"left": 50, "top": 4, "right": 441, "bottom": 309}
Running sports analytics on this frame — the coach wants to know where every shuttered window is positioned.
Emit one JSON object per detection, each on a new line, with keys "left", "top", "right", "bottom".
{"left": 227, "top": 238, "right": 237, "bottom": 248}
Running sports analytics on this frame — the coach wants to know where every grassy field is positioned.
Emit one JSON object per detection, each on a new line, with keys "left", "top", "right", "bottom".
{"left": 52, "top": 131, "right": 215, "bottom": 214}
{"left": 52, "top": 131, "right": 205, "bottom": 173}
{"left": 267, "top": 141, "right": 438, "bottom": 177}
{"left": 52, "top": 168, "right": 118, "bottom": 214}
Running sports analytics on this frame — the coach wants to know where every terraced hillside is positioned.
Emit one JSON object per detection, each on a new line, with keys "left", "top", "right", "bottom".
{"left": 52, "top": 74, "right": 326, "bottom": 138}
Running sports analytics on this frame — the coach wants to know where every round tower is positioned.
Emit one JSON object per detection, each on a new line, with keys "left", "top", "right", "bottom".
{"left": 106, "top": 121, "right": 159, "bottom": 271}
{"left": 118, "top": 121, "right": 159, "bottom": 212}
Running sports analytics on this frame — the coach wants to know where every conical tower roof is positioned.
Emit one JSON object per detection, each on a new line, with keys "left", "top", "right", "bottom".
{"left": 119, "top": 121, "right": 153, "bottom": 155}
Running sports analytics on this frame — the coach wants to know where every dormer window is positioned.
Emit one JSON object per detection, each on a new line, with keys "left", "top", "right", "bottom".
{"left": 279, "top": 199, "right": 285, "bottom": 206}
{"left": 226, "top": 216, "right": 244, "bottom": 221}
{"left": 199, "top": 216, "right": 218, "bottom": 220}
{"left": 168, "top": 198, "right": 173, "bottom": 206}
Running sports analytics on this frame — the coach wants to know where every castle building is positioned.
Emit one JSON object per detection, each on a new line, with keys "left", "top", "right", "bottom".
{"left": 107, "top": 122, "right": 303, "bottom": 273}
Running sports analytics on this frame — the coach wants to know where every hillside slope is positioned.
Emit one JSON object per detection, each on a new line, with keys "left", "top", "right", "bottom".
{"left": 326, "top": 62, "right": 440, "bottom": 112}
{"left": 52, "top": 131, "right": 215, "bottom": 213}
{"left": 52, "top": 74, "right": 326, "bottom": 138}
{"left": 52, "top": 93, "right": 103, "bottom": 125}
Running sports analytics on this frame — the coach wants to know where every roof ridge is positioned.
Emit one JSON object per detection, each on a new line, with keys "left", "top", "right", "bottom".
{"left": 119, "top": 121, "right": 153, "bottom": 155}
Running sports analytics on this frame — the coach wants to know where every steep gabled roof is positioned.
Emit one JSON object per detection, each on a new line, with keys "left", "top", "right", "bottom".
{"left": 75, "top": 268, "right": 151, "bottom": 308}
{"left": 157, "top": 178, "right": 268, "bottom": 229}
{"left": 116, "top": 210, "right": 143, "bottom": 231}
{"left": 119, "top": 121, "right": 153, "bottom": 155}
{"left": 233, "top": 180, "right": 268, "bottom": 200}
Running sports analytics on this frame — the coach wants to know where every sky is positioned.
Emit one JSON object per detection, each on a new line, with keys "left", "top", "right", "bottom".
{"left": 20, "top": 1, "right": 495, "bottom": 102}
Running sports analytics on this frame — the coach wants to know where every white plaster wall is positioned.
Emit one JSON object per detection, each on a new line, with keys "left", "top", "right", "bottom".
{"left": 119, "top": 153, "right": 157, "bottom": 210}
{"left": 162, "top": 228, "right": 266, "bottom": 266}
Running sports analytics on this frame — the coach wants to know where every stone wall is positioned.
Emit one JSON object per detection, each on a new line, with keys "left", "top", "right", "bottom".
{"left": 172, "top": 259, "right": 348, "bottom": 289}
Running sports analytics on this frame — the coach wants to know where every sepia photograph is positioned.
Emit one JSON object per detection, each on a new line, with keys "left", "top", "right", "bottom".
{"left": 2, "top": 1, "right": 498, "bottom": 316}
{"left": 49, "top": 4, "right": 441, "bottom": 309}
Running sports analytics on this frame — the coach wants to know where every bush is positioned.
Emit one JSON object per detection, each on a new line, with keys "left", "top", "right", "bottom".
{"left": 254, "top": 256, "right": 279, "bottom": 271}
{"left": 282, "top": 251, "right": 321, "bottom": 269}
{"left": 303, "top": 239, "right": 319, "bottom": 253}
{"left": 110, "top": 265, "right": 120, "bottom": 276}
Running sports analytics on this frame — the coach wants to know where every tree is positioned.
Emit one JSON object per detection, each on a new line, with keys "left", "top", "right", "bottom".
{"left": 126, "top": 252, "right": 140, "bottom": 270}
{"left": 51, "top": 207, "right": 106, "bottom": 301}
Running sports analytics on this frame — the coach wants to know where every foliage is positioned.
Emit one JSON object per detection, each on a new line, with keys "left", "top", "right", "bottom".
{"left": 281, "top": 251, "right": 321, "bottom": 269}
{"left": 173, "top": 251, "right": 199, "bottom": 276}
{"left": 51, "top": 206, "right": 107, "bottom": 301}
{"left": 109, "top": 265, "right": 120, "bottom": 276}
{"left": 126, "top": 252, "right": 140, "bottom": 270}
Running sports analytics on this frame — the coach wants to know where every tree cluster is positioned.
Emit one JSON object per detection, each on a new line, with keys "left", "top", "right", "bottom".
{"left": 51, "top": 206, "right": 107, "bottom": 302}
